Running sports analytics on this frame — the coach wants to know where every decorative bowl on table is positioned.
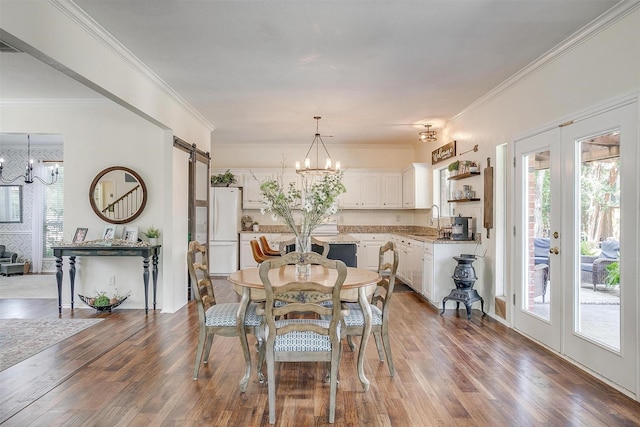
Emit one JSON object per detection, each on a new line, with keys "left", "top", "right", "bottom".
{"left": 78, "top": 294, "right": 129, "bottom": 312}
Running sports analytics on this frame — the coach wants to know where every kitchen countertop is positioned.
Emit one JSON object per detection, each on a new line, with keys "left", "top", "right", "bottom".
{"left": 274, "top": 233, "right": 360, "bottom": 244}
{"left": 404, "top": 234, "right": 481, "bottom": 244}
{"left": 241, "top": 229, "right": 480, "bottom": 245}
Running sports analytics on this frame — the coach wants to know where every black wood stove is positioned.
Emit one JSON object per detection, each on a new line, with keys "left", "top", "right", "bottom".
{"left": 441, "top": 254, "right": 485, "bottom": 319}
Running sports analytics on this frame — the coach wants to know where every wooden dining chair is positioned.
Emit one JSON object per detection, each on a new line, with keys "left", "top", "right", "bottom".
{"left": 187, "top": 241, "right": 263, "bottom": 392}
{"left": 258, "top": 251, "right": 347, "bottom": 424}
{"left": 342, "top": 241, "right": 399, "bottom": 376}
{"left": 250, "top": 239, "right": 278, "bottom": 264}
{"left": 259, "top": 236, "right": 281, "bottom": 257}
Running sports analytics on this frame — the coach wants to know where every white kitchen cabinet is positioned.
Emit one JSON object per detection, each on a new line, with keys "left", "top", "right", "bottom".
{"left": 357, "top": 233, "right": 389, "bottom": 270}
{"left": 381, "top": 172, "right": 403, "bottom": 208}
{"left": 409, "top": 238, "right": 424, "bottom": 293}
{"left": 339, "top": 171, "right": 381, "bottom": 209}
{"left": 422, "top": 243, "right": 434, "bottom": 300}
{"left": 239, "top": 232, "right": 279, "bottom": 269}
{"left": 427, "top": 242, "right": 484, "bottom": 310}
{"left": 392, "top": 235, "right": 413, "bottom": 287}
{"left": 242, "top": 171, "right": 273, "bottom": 209}
{"left": 402, "top": 163, "right": 431, "bottom": 209}
{"left": 282, "top": 171, "right": 302, "bottom": 195}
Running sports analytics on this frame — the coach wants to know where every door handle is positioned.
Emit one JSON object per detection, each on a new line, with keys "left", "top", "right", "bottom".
{"left": 549, "top": 247, "right": 559, "bottom": 255}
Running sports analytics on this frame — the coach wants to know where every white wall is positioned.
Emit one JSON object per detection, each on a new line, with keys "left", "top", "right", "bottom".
{"left": 210, "top": 142, "right": 415, "bottom": 170}
{"left": 1, "top": 1, "right": 215, "bottom": 313}
{"left": 1, "top": 100, "right": 170, "bottom": 311}
{"left": 0, "top": 1, "right": 212, "bottom": 149}
{"left": 413, "top": 8, "right": 640, "bottom": 317}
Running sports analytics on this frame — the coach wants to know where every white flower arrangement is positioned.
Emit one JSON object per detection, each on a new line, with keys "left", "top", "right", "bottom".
{"left": 259, "top": 170, "right": 345, "bottom": 252}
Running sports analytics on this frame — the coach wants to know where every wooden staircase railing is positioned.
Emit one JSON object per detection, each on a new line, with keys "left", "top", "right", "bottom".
{"left": 101, "top": 185, "right": 142, "bottom": 220}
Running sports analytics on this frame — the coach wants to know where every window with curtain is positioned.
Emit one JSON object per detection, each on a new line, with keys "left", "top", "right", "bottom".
{"left": 43, "top": 164, "right": 64, "bottom": 257}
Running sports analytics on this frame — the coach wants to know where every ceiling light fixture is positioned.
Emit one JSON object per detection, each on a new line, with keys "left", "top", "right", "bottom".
{"left": 418, "top": 124, "right": 437, "bottom": 143}
{"left": 0, "top": 135, "right": 59, "bottom": 185}
{"left": 295, "top": 116, "right": 340, "bottom": 176}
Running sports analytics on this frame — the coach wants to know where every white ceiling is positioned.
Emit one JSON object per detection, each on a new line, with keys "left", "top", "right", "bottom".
{"left": 1, "top": 1, "right": 621, "bottom": 147}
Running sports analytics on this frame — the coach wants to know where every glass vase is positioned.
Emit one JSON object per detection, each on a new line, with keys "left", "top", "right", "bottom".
{"left": 295, "top": 235, "right": 311, "bottom": 253}
{"left": 295, "top": 235, "right": 312, "bottom": 279}
{"left": 295, "top": 263, "right": 311, "bottom": 279}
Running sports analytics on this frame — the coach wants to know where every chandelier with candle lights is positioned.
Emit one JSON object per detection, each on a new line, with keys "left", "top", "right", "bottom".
{"left": 0, "top": 135, "right": 59, "bottom": 185}
{"left": 295, "top": 116, "right": 340, "bottom": 176}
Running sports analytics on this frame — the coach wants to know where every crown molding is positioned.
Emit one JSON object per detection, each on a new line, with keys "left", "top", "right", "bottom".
{"left": 49, "top": 0, "right": 214, "bottom": 131}
{"left": 451, "top": 1, "right": 640, "bottom": 123}
{"left": 0, "top": 98, "right": 110, "bottom": 106}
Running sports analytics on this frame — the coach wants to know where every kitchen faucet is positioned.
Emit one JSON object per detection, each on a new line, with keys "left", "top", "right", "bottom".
{"left": 429, "top": 204, "right": 441, "bottom": 236}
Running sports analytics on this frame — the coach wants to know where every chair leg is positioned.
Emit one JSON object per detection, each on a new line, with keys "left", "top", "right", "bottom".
{"left": 193, "top": 328, "right": 210, "bottom": 380}
{"left": 202, "top": 333, "right": 215, "bottom": 364}
{"left": 238, "top": 327, "right": 253, "bottom": 393}
{"left": 266, "top": 345, "right": 276, "bottom": 424}
{"left": 373, "top": 331, "right": 385, "bottom": 361}
{"left": 257, "top": 337, "right": 266, "bottom": 383}
{"left": 329, "top": 346, "right": 340, "bottom": 423}
{"left": 380, "top": 328, "right": 395, "bottom": 377}
{"left": 346, "top": 334, "right": 356, "bottom": 352}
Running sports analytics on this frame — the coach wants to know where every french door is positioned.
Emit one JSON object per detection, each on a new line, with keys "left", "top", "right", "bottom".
{"left": 514, "top": 100, "right": 638, "bottom": 395}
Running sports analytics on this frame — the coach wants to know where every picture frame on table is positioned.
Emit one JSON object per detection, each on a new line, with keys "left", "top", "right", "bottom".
{"left": 123, "top": 226, "right": 139, "bottom": 243}
{"left": 73, "top": 227, "right": 88, "bottom": 243}
{"left": 102, "top": 225, "right": 116, "bottom": 241}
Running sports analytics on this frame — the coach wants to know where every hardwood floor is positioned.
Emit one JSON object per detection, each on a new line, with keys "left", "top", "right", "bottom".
{"left": 1, "top": 283, "right": 639, "bottom": 426}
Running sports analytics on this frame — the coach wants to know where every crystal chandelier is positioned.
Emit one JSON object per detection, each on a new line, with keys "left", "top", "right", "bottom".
{"left": 295, "top": 116, "right": 340, "bottom": 176}
{"left": 418, "top": 124, "right": 437, "bottom": 143}
{"left": 0, "top": 135, "right": 59, "bottom": 185}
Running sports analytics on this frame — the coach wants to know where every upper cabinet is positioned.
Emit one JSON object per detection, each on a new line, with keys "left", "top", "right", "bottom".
{"left": 241, "top": 170, "right": 273, "bottom": 209}
{"left": 381, "top": 172, "right": 403, "bottom": 208}
{"left": 402, "top": 163, "right": 431, "bottom": 209}
{"left": 339, "top": 171, "right": 381, "bottom": 209}
{"left": 339, "top": 170, "right": 403, "bottom": 209}
{"left": 213, "top": 167, "right": 426, "bottom": 211}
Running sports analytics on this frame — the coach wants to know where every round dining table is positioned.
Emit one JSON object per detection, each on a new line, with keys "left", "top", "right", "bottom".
{"left": 228, "top": 264, "right": 381, "bottom": 392}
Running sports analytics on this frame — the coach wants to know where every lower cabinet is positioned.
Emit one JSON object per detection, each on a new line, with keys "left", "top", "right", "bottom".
{"left": 410, "top": 239, "right": 424, "bottom": 292}
{"left": 422, "top": 243, "right": 434, "bottom": 300}
{"left": 391, "top": 235, "right": 421, "bottom": 290}
{"left": 356, "top": 233, "right": 389, "bottom": 270}
{"left": 427, "top": 242, "right": 484, "bottom": 309}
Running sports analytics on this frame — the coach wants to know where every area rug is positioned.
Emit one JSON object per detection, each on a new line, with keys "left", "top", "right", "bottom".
{"left": 393, "top": 281, "right": 414, "bottom": 293}
{"left": 0, "top": 318, "right": 103, "bottom": 371}
{"left": 0, "top": 274, "right": 58, "bottom": 299}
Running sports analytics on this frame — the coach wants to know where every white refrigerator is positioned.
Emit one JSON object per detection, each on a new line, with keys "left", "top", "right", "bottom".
{"left": 209, "top": 187, "right": 242, "bottom": 275}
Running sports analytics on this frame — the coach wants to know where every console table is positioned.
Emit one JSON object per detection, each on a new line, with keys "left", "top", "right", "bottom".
{"left": 51, "top": 245, "right": 161, "bottom": 314}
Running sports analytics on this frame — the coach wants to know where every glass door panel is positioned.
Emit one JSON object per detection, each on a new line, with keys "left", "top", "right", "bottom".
{"left": 576, "top": 131, "right": 620, "bottom": 350}
{"left": 562, "top": 101, "right": 636, "bottom": 394}
{"left": 523, "top": 150, "right": 551, "bottom": 321}
{"left": 513, "top": 127, "right": 561, "bottom": 352}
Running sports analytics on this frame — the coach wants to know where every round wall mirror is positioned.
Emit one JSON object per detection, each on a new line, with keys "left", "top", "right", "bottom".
{"left": 89, "top": 166, "right": 147, "bottom": 224}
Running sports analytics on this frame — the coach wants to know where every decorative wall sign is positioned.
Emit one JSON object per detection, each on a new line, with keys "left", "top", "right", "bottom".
{"left": 432, "top": 140, "right": 456, "bottom": 165}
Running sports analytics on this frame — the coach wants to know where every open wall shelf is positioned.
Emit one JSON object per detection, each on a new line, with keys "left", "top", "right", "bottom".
{"left": 448, "top": 172, "right": 481, "bottom": 181}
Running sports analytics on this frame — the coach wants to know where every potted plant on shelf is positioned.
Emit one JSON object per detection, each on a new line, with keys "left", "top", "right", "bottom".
{"left": 143, "top": 226, "right": 161, "bottom": 245}
{"left": 448, "top": 160, "right": 460, "bottom": 176}
{"left": 211, "top": 169, "right": 237, "bottom": 187}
